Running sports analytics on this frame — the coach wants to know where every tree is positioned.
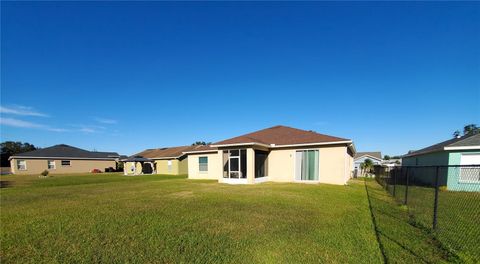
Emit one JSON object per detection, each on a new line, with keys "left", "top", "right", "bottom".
{"left": 0, "top": 141, "right": 38, "bottom": 167}
{"left": 361, "top": 158, "right": 374, "bottom": 176}
{"left": 463, "top": 124, "right": 479, "bottom": 136}
{"left": 191, "top": 141, "right": 212, "bottom": 146}
{"left": 384, "top": 155, "right": 391, "bottom": 160}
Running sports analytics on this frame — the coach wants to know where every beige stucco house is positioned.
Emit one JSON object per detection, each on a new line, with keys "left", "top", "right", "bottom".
{"left": 123, "top": 145, "right": 206, "bottom": 175}
{"left": 9, "top": 144, "right": 120, "bottom": 174}
{"left": 185, "top": 125, "right": 355, "bottom": 185}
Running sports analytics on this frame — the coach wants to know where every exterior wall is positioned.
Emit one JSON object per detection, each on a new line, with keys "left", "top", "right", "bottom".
{"left": 187, "top": 152, "right": 221, "bottom": 180}
{"left": 124, "top": 161, "right": 143, "bottom": 175}
{"left": 267, "top": 149, "right": 295, "bottom": 182}
{"left": 267, "top": 145, "right": 351, "bottom": 185}
{"left": 447, "top": 150, "right": 480, "bottom": 191}
{"left": 319, "top": 146, "right": 350, "bottom": 185}
{"left": 402, "top": 152, "right": 449, "bottom": 166}
{"left": 178, "top": 158, "right": 188, "bottom": 174}
{"left": 155, "top": 158, "right": 188, "bottom": 175}
{"left": 402, "top": 152, "right": 450, "bottom": 186}
{"left": 10, "top": 158, "right": 116, "bottom": 175}
{"left": 402, "top": 150, "right": 480, "bottom": 191}
{"left": 346, "top": 149, "right": 354, "bottom": 182}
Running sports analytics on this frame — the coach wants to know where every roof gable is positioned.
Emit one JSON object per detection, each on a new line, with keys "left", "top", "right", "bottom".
{"left": 354, "top": 152, "right": 382, "bottom": 160}
{"left": 213, "top": 125, "right": 350, "bottom": 147}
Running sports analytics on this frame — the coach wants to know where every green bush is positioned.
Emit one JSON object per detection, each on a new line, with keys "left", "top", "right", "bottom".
{"left": 40, "top": 170, "right": 49, "bottom": 177}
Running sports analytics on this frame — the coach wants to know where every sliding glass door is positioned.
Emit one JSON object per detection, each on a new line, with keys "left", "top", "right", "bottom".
{"left": 295, "top": 150, "right": 319, "bottom": 181}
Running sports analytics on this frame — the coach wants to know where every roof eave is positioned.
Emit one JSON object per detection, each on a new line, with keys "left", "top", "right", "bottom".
{"left": 211, "top": 140, "right": 352, "bottom": 149}
{"left": 183, "top": 150, "right": 218, "bottom": 154}
{"left": 8, "top": 156, "right": 118, "bottom": 160}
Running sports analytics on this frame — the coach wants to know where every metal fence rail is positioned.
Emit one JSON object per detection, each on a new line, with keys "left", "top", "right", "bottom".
{"left": 375, "top": 165, "right": 480, "bottom": 263}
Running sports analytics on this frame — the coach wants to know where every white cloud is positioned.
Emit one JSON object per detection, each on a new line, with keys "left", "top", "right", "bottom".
{"left": 0, "top": 117, "right": 67, "bottom": 132}
{"left": 79, "top": 128, "right": 97, "bottom": 133}
{"left": 94, "top": 117, "right": 117, "bottom": 124}
{"left": 70, "top": 124, "right": 106, "bottom": 134}
{"left": 0, "top": 105, "right": 49, "bottom": 117}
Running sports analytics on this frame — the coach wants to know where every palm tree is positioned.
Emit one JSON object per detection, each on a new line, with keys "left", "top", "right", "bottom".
{"left": 361, "top": 158, "right": 374, "bottom": 177}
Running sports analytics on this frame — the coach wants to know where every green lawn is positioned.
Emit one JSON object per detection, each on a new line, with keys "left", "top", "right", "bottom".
{"left": 0, "top": 173, "right": 459, "bottom": 263}
{"left": 398, "top": 185, "right": 480, "bottom": 263}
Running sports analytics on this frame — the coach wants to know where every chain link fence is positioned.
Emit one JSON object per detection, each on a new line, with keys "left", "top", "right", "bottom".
{"left": 375, "top": 165, "right": 480, "bottom": 263}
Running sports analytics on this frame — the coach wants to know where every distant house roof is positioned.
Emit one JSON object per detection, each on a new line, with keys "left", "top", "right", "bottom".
{"left": 9, "top": 144, "right": 120, "bottom": 160}
{"left": 134, "top": 145, "right": 215, "bottom": 159}
{"left": 404, "top": 133, "right": 480, "bottom": 157}
{"left": 212, "top": 125, "right": 351, "bottom": 147}
{"left": 182, "top": 145, "right": 217, "bottom": 154}
{"left": 121, "top": 156, "right": 153, "bottom": 162}
{"left": 354, "top": 152, "right": 382, "bottom": 160}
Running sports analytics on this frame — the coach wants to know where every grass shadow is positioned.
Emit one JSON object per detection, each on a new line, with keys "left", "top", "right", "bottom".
{"left": 364, "top": 179, "right": 457, "bottom": 263}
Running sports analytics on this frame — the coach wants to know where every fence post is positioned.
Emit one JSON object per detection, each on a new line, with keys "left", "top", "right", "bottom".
{"left": 393, "top": 167, "right": 397, "bottom": 197}
{"left": 404, "top": 167, "right": 409, "bottom": 205}
{"left": 433, "top": 166, "right": 440, "bottom": 230}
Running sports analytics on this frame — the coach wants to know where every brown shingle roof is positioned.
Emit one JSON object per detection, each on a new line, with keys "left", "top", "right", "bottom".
{"left": 134, "top": 145, "right": 217, "bottom": 159}
{"left": 135, "top": 146, "right": 194, "bottom": 159}
{"left": 182, "top": 145, "right": 216, "bottom": 153}
{"left": 213, "top": 125, "right": 350, "bottom": 146}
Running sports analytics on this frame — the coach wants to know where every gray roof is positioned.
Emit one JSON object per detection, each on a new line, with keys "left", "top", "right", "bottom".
{"left": 10, "top": 144, "right": 120, "bottom": 160}
{"left": 121, "top": 156, "right": 153, "bottom": 162}
{"left": 404, "top": 133, "right": 480, "bottom": 157}
{"left": 354, "top": 152, "right": 382, "bottom": 160}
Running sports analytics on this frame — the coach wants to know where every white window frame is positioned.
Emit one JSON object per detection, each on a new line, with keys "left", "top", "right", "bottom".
{"left": 61, "top": 160, "right": 71, "bottom": 167}
{"left": 17, "top": 160, "right": 27, "bottom": 171}
{"left": 167, "top": 160, "right": 172, "bottom": 172}
{"left": 199, "top": 156, "right": 208, "bottom": 173}
{"left": 459, "top": 154, "right": 480, "bottom": 183}
{"left": 47, "top": 160, "right": 56, "bottom": 170}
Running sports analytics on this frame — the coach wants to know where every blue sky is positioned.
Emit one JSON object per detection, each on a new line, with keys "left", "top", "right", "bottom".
{"left": 1, "top": 2, "right": 479, "bottom": 156}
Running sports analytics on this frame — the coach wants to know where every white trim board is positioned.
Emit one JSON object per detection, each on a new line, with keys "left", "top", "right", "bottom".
{"left": 444, "top": 146, "right": 480, "bottom": 151}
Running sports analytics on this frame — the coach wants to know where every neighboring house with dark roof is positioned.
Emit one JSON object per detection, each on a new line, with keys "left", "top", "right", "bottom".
{"left": 123, "top": 145, "right": 208, "bottom": 175}
{"left": 402, "top": 133, "right": 480, "bottom": 191}
{"left": 353, "top": 152, "right": 383, "bottom": 177}
{"left": 184, "top": 125, "right": 355, "bottom": 185}
{"left": 9, "top": 144, "right": 120, "bottom": 174}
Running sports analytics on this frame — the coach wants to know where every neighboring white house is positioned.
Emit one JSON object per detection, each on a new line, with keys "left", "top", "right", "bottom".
{"left": 353, "top": 152, "right": 383, "bottom": 177}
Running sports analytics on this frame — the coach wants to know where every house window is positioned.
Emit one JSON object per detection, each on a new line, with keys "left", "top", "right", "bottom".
{"left": 47, "top": 160, "right": 55, "bottom": 169}
{"left": 17, "top": 160, "right": 27, "bottom": 170}
{"left": 61, "top": 160, "right": 71, "bottom": 166}
{"left": 459, "top": 154, "right": 480, "bottom": 183}
{"left": 167, "top": 160, "right": 172, "bottom": 172}
{"left": 199, "top": 157, "right": 208, "bottom": 172}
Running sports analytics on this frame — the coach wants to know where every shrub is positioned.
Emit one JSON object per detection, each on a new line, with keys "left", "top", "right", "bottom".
{"left": 40, "top": 170, "right": 49, "bottom": 177}
{"left": 91, "top": 169, "right": 102, "bottom": 173}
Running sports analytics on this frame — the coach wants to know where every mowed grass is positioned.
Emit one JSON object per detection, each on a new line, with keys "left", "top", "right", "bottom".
{"left": 0, "top": 173, "right": 458, "bottom": 263}
{"left": 402, "top": 185, "right": 480, "bottom": 263}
